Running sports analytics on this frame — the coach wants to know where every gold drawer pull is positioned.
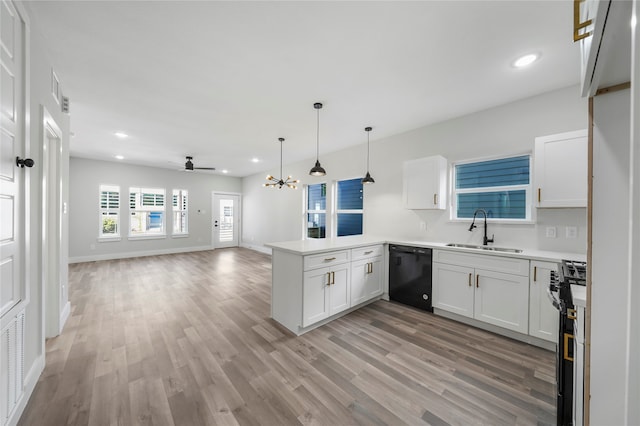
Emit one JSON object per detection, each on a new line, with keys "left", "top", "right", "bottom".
{"left": 364, "top": 250, "right": 373, "bottom": 255}
{"left": 324, "top": 257, "right": 336, "bottom": 262}
{"left": 573, "top": 0, "right": 592, "bottom": 42}
{"left": 564, "top": 333, "right": 574, "bottom": 361}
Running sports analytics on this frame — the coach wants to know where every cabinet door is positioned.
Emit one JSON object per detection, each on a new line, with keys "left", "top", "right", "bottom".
{"left": 529, "top": 261, "right": 558, "bottom": 342}
{"left": 534, "top": 130, "right": 588, "bottom": 207}
{"left": 403, "top": 156, "right": 447, "bottom": 210}
{"left": 432, "top": 262, "right": 474, "bottom": 318}
{"left": 474, "top": 269, "right": 529, "bottom": 334}
{"left": 328, "top": 264, "right": 351, "bottom": 316}
{"left": 302, "top": 267, "right": 331, "bottom": 327}
{"left": 351, "top": 256, "right": 383, "bottom": 306}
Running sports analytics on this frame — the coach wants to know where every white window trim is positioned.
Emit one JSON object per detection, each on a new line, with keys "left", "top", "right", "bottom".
{"left": 128, "top": 187, "right": 166, "bottom": 238}
{"left": 333, "top": 177, "right": 364, "bottom": 238}
{"left": 304, "top": 182, "right": 329, "bottom": 239}
{"left": 451, "top": 153, "right": 533, "bottom": 223}
{"left": 99, "top": 184, "right": 120, "bottom": 239}
{"left": 172, "top": 189, "right": 189, "bottom": 235}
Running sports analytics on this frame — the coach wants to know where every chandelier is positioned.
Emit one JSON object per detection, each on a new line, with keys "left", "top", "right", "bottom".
{"left": 264, "top": 137, "right": 299, "bottom": 189}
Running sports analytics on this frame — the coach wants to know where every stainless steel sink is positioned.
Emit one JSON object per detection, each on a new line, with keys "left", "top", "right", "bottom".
{"left": 445, "top": 243, "right": 523, "bottom": 253}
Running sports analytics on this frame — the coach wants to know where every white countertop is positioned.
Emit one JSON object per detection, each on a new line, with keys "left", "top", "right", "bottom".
{"left": 265, "top": 235, "right": 587, "bottom": 263}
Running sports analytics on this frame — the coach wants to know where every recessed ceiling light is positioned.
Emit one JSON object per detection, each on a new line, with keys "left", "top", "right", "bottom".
{"left": 513, "top": 53, "right": 539, "bottom": 68}
{"left": 115, "top": 155, "right": 124, "bottom": 160}
{"left": 251, "top": 158, "right": 259, "bottom": 163}
{"left": 222, "top": 169, "right": 228, "bottom": 174}
{"left": 114, "top": 132, "right": 129, "bottom": 139}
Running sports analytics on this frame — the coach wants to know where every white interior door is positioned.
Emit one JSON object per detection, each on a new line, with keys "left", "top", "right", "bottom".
{"left": 212, "top": 193, "right": 240, "bottom": 248}
{"left": 1, "top": 0, "right": 26, "bottom": 324}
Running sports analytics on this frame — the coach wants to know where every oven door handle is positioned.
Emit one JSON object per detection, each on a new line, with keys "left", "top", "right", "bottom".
{"left": 547, "top": 285, "right": 561, "bottom": 310}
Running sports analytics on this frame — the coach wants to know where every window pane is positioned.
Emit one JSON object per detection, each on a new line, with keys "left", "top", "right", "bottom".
{"left": 130, "top": 211, "right": 164, "bottom": 234}
{"left": 456, "top": 190, "right": 527, "bottom": 219}
{"left": 456, "top": 156, "right": 529, "bottom": 189}
{"left": 307, "top": 213, "right": 326, "bottom": 238}
{"left": 337, "top": 213, "right": 362, "bottom": 236}
{"left": 101, "top": 212, "right": 118, "bottom": 235}
{"left": 219, "top": 199, "right": 234, "bottom": 242}
{"left": 307, "top": 183, "right": 326, "bottom": 211}
{"left": 337, "top": 178, "right": 363, "bottom": 210}
{"left": 173, "top": 211, "right": 187, "bottom": 233}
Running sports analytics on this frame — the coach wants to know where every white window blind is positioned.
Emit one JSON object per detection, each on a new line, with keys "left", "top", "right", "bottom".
{"left": 129, "top": 187, "right": 165, "bottom": 236}
{"left": 172, "top": 189, "right": 188, "bottom": 235}
{"left": 99, "top": 184, "right": 120, "bottom": 237}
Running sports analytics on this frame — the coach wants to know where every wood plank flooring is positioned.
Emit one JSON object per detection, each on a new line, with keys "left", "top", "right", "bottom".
{"left": 18, "top": 248, "right": 556, "bottom": 426}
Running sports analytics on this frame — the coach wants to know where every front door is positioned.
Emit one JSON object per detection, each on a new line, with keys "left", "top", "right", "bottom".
{"left": 212, "top": 193, "right": 240, "bottom": 248}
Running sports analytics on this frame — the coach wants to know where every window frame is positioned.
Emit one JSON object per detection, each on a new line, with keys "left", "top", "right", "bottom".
{"left": 98, "top": 184, "right": 121, "bottom": 240}
{"left": 334, "top": 177, "right": 364, "bottom": 237}
{"left": 172, "top": 189, "right": 189, "bottom": 236}
{"left": 451, "top": 153, "right": 533, "bottom": 223}
{"left": 304, "top": 182, "right": 328, "bottom": 239}
{"left": 128, "top": 187, "right": 166, "bottom": 239}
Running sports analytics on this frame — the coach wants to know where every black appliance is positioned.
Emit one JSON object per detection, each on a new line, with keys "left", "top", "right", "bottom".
{"left": 548, "top": 259, "right": 587, "bottom": 426}
{"left": 389, "top": 245, "right": 433, "bottom": 312}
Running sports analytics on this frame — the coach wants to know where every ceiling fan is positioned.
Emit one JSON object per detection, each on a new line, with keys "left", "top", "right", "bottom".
{"left": 184, "top": 156, "right": 215, "bottom": 171}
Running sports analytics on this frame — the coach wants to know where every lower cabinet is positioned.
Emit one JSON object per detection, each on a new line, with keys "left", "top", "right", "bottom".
{"left": 300, "top": 244, "right": 383, "bottom": 329}
{"left": 351, "top": 256, "right": 383, "bottom": 306}
{"left": 302, "top": 261, "right": 350, "bottom": 327}
{"left": 432, "top": 250, "right": 530, "bottom": 334}
{"left": 529, "top": 261, "right": 559, "bottom": 342}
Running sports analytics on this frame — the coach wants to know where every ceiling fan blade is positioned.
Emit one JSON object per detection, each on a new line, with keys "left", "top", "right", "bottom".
{"left": 193, "top": 167, "right": 216, "bottom": 170}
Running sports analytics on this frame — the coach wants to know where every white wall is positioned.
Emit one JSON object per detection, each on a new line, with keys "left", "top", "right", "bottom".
{"left": 242, "top": 85, "right": 588, "bottom": 255}
{"left": 68, "top": 158, "right": 242, "bottom": 262}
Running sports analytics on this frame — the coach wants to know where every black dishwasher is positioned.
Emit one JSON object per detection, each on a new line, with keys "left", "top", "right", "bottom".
{"left": 389, "top": 245, "right": 433, "bottom": 312}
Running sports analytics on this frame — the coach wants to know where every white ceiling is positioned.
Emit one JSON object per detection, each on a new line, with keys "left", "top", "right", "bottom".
{"left": 27, "top": 1, "right": 580, "bottom": 177}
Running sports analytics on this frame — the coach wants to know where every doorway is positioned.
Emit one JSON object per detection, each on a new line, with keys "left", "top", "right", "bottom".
{"left": 41, "top": 107, "right": 68, "bottom": 338}
{"left": 211, "top": 193, "right": 240, "bottom": 248}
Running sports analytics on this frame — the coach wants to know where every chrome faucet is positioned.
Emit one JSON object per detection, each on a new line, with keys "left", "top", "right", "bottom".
{"left": 468, "top": 209, "right": 494, "bottom": 246}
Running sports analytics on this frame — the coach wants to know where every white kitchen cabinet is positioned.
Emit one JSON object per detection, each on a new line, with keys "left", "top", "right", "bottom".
{"left": 534, "top": 129, "right": 588, "bottom": 208}
{"left": 474, "top": 269, "right": 529, "bottom": 334}
{"left": 302, "top": 252, "right": 351, "bottom": 328}
{"left": 432, "top": 250, "right": 530, "bottom": 334}
{"left": 350, "top": 245, "right": 384, "bottom": 306}
{"left": 528, "top": 261, "right": 559, "bottom": 342}
{"left": 432, "top": 262, "right": 474, "bottom": 318}
{"left": 403, "top": 155, "right": 447, "bottom": 210}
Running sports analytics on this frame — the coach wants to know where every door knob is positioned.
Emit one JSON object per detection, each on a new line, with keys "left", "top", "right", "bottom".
{"left": 16, "top": 157, "right": 35, "bottom": 168}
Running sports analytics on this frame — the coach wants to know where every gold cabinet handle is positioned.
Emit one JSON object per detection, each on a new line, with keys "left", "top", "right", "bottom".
{"left": 533, "top": 266, "right": 537, "bottom": 282}
{"left": 476, "top": 274, "right": 479, "bottom": 288}
{"left": 573, "top": 0, "right": 592, "bottom": 42}
{"left": 564, "top": 333, "right": 574, "bottom": 361}
{"left": 326, "top": 272, "right": 331, "bottom": 286}
{"left": 567, "top": 308, "right": 577, "bottom": 320}
{"left": 537, "top": 188, "right": 541, "bottom": 203}
{"left": 433, "top": 193, "right": 438, "bottom": 205}
{"left": 324, "top": 257, "right": 336, "bottom": 262}
{"left": 468, "top": 273, "right": 472, "bottom": 287}
{"left": 331, "top": 271, "right": 335, "bottom": 285}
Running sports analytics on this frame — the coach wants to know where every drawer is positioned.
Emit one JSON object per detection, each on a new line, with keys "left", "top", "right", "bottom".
{"left": 351, "top": 244, "right": 384, "bottom": 261}
{"left": 304, "top": 250, "right": 350, "bottom": 271}
{"left": 433, "top": 249, "right": 529, "bottom": 276}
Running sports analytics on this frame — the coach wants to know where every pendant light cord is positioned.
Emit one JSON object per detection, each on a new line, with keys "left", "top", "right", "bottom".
{"left": 367, "top": 131, "right": 370, "bottom": 170}
{"left": 316, "top": 108, "right": 320, "bottom": 161}
{"left": 280, "top": 139, "right": 283, "bottom": 179}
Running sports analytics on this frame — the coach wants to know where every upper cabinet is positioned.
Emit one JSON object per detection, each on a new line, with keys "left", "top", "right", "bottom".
{"left": 534, "top": 129, "right": 588, "bottom": 208}
{"left": 403, "top": 155, "right": 447, "bottom": 210}
{"left": 578, "top": 0, "right": 633, "bottom": 96}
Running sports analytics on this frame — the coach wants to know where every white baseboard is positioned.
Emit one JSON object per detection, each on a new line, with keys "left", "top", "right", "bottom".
{"left": 68, "top": 245, "right": 214, "bottom": 263}
{"left": 7, "top": 353, "right": 45, "bottom": 426}
{"left": 240, "top": 242, "right": 272, "bottom": 255}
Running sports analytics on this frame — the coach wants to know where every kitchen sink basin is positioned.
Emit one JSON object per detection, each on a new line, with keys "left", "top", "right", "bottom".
{"left": 445, "top": 243, "right": 523, "bottom": 254}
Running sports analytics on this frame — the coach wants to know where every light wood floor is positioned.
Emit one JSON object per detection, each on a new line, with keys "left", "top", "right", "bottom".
{"left": 19, "top": 248, "right": 556, "bottom": 426}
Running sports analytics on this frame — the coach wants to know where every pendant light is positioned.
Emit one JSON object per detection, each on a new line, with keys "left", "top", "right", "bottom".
{"left": 309, "top": 102, "right": 327, "bottom": 176}
{"left": 362, "top": 126, "right": 375, "bottom": 184}
{"left": 264, "top": 138, "right": 299, "bottom": 189}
